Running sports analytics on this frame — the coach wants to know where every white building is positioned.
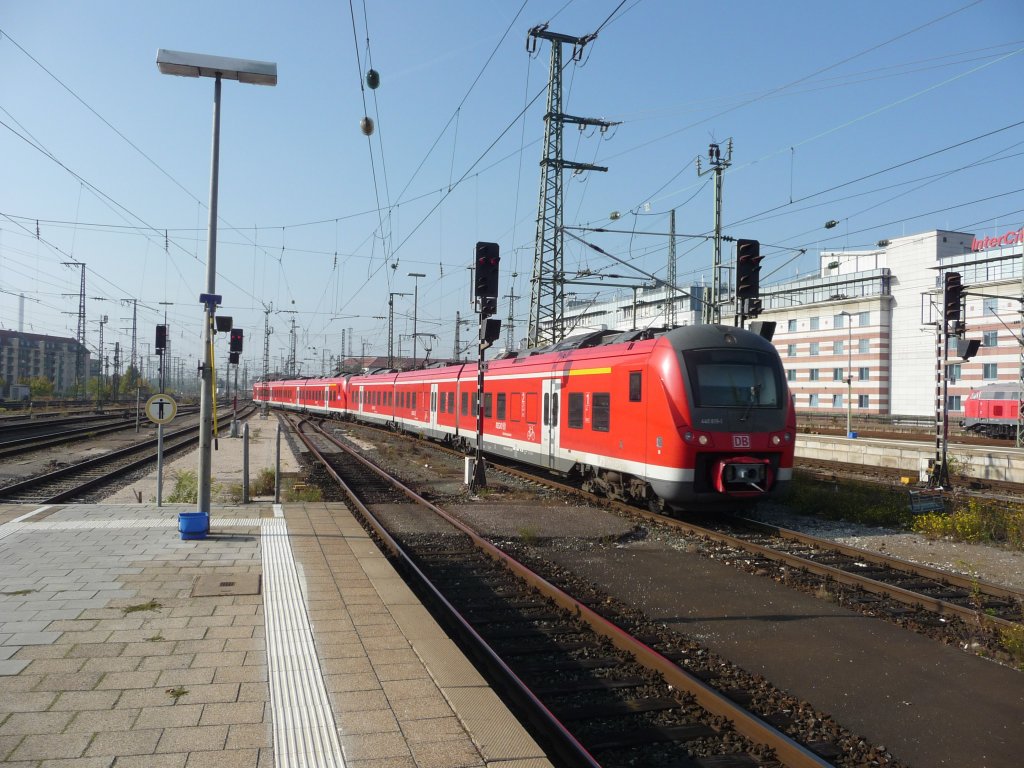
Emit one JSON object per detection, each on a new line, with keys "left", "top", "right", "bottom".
{"left": 553, "top": 228, "right": 1022, "bottom": 419}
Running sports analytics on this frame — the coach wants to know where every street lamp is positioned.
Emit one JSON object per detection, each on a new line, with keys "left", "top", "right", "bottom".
{"left": 840, "top": 311, "right": 853, "bottom": 438}
{"left": 157, "top": 49, "right": 277, "bottom": 522}
{"left": 408, "top": 273, "right": 426, "bottom": 368}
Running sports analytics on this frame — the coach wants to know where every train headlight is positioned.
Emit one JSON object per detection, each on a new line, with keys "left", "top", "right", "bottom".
{"left": 771, "top": 435, "right": 781, "bottom": 445}
{"left": 783, "top": 432, "right": 792, "bottom": 442}
{"left": 684, "top": 431, "right": 694, "bottom": 442}
{"left": 698, "top": 435, "right": 709, "bottom": 446}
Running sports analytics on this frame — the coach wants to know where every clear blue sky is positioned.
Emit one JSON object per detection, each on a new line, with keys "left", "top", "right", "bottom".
{"left": 1, "top": 0, "right": 1022, "bottom": 376}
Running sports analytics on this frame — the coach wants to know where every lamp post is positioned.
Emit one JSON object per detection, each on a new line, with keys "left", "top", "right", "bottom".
{"left": 408, "top": 273, "right": 426, "bottom": 368}
{"left": 840, "top": 311, "right": 853, "bottom": 438}
{"left": 157, "top": 49, "right": 277, "bottom": 521}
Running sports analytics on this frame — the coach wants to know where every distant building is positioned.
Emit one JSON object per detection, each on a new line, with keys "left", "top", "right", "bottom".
{"left": 0, "top": 330, "right": 90, "bottom": 397}
{"left": 555, "top": 228, "right": 1021, "bottom": 419}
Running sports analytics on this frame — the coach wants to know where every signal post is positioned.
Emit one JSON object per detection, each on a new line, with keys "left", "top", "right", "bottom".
{"left": 471, "top": 242, "right": 502, "bottom": 491}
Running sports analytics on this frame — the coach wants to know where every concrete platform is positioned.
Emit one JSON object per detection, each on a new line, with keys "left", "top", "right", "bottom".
{"left": 0, "top": 412, "right": 552, "bottom": 768}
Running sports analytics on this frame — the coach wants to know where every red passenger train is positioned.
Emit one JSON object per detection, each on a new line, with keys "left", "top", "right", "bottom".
{"left": 253, "top": 324, "right": 796, "bottom": 510}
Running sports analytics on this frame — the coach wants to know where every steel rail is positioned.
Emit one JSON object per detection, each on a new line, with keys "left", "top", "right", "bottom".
{"left": 741, "top": 517, "right": 1024, "bottom": 603}
{"left": 492, "top": 459, "right": 1024, "bottom": 631}
{"left": 295, "top": 417, "right": 832, "bottom": 768}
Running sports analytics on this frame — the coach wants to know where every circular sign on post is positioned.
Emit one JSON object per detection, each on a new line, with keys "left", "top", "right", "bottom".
{"left": 145, "top": 394, "right": 178, "bottom": 425}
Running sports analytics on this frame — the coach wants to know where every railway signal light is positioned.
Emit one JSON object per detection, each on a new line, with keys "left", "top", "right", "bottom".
{"left": 229, "top": 328, "right": 244, "bottom": 353}
{"left": 474, "top": 241, "right": 500, "bottom": 312}
{"left": 155, "top": 324, "right": 167, "bottom": 353}
{"left": 228, "top": 352, "right": 240, "bottom": 364}
{"left": 736, "top": 239, "right": 762, "bottom": 300}
{"left": 943, "top": 271, "right": 963, "bottom": 324}
{"left": 956, "top": 338, "right": 980, "bottom": 360}
{"left": 480, "top": 318, "right": 502, "bottom": 350}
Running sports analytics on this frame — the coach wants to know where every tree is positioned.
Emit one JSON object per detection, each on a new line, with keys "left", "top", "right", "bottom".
{"left": 24, "top": 376, "right": 54, "bottom": 399}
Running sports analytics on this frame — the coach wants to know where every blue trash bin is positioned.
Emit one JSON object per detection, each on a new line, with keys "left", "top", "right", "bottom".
{"left": 178, "top": 512, "right": 209, "bottom": 540}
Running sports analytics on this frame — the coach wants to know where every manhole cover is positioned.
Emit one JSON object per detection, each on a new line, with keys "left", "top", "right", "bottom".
{"left": 191, "top": 573, "right": 262, "bottom": 597}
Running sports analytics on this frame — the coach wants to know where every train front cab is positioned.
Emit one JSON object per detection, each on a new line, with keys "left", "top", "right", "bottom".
{"left": 654, "top": 327, "right": 795, "bottom": 508}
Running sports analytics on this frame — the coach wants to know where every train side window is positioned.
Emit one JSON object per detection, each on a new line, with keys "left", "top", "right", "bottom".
{"left": 497, "top": 393, "right": 506, "bottom": 420}
{"left": 593, "top": 393, "right": 610, "bottom": 432}
{"left": 462, "top": 392, "right": 469, "bottom": 416}
{"left": 412, "top": 392, "right": 417, "bottom": 410}
{"left": 568, "top": 392, "right": 584, "bottom": 429}
{"left": 552, "top": 393, "right": 559, "bottom": 424}
{"left": 629, "top": 371, "right": 642, "bottom": 402}
{"left": 483, "top": 393, "right": 493, "bottom": 418}
{"left": 510, "top": 392, "right": 521, "bottom": 422}
{"left": 543, "top": 393, "right": 549, "bottom": 426}
{"left": 472, "top": 393, "right": 479, "bottom": 417}
{"left": 438, "top": 394, "right": 445, "bottom": 414}
{"left": 431, "top": 392, "right": 436, "bottom": 412}
{"left": 448, "top": 392, "right": 455, "bottom": 413}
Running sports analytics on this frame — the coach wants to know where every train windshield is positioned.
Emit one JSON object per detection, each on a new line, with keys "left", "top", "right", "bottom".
{"left": 682, "top": 348, "right": 781, "bottom": 408}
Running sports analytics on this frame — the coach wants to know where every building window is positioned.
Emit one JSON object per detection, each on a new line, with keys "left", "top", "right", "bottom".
{"left": 983, "top": 298, "right": 998, "bottom": 316}
{"left": 832, "top": 394, "right": 843, "bottom": 408}
{"left": 858, "top": 394, "right": 869, "bottom": 408}
{"left": 833, "top": 367, "right": 844, "bottom": 381}
{"left": 983, "top": 363, "right": 997, "bottom": 380}
{"left": 592, "top": 393, "right": 610, "bottom": 432}
{"left": 947, "top": 363, "right": 961, "bottom": 383}
{"left": 809, "top": 369, "right": 819, "bottom": 381}
{"left": 809, "top": 342, "right": 819, "bottom": 356}
{"left": 809, "top": 393, "right": 819, "bottom": 407}
{"left": 858, "top": 367, "right": 869, "bottom": 381}
{"left": 786, "top": 369, "right": 796, "bottom": 382}
{"left": 983, "top": 330, "right": 998, "bottom": 347}
{"left": 947, "top": 395, "right": 962, "bottom": 411}
{"left": 809, "top": 316, "right": 820, "bottom": 331}
{"left": 834, "top": 314, "right": 846, "bottom": 329}
{"left": 788, "top": 319, "right": 796, "bottom": 332}
{"left": 858, "top": 338, "right": 870, "bottom": 354}
{"left": 568, "top": 392, "right": 584, "bottom": 429}
{"left": 787, "top": 344, "right": 796, "bottom": 357}
{"left": 834, "top": 340, "right": 844, "bottom": 355}
{"left": 858, "top": 311, "right": 870, "bottom": 326}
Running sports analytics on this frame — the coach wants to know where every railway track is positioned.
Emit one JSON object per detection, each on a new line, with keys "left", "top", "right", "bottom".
{"left": 313, "top": 416, "right": 1024, "bottom": 663}
{"left": 0, "top": 408, "right": 200, "bottom": 460}
{"left": 0, "top": 406, "right": 251, "bottom": 504}
{"left": 291, "top": 415, "right": 891, "bottom": 768}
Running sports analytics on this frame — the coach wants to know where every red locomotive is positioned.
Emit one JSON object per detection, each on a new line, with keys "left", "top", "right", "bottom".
{"left": 254, "top": 324, "right": 795, "bottom": 510}
{"left": 963, "top": 383, "right": 1021, "bottom": 439}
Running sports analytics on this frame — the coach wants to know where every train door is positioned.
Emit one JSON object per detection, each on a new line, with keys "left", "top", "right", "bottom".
{"left": 429, "top": 383, "right": 439, "bottom": 434}
{"left": 541, "top": 378, "right": 560, "bottom": 468}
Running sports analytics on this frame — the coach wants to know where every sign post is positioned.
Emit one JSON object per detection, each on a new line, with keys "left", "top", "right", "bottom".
{"left": 146, "top": 394, "right": 177, "bottom": 508}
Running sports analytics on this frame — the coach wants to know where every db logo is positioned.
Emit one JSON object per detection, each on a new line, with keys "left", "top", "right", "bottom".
{"left": 732, "top": 434, "right": 751, "bottom": 449}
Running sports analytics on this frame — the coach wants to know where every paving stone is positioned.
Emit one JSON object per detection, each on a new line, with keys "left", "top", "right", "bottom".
{"left": 155, "top": 724, "right": 228, "bottom": 753}
{"left": 65, "top": 708, "right": 140, "bottom": 732}
{"left": 224, "top": 722, "right": 272, "bottom": 749}
{"left": 9, "top": 732, "right": 92, "bottom": 761}
{"left": 182, "top": 748, "right": 260, "bottom": 768}
{"left": 197, "top": 701, "right": 265, "bottom": 726}
{"left": 49, "top": 690, "right": 121, "bottom": 711}
{"left": 134, "top": 703, "right": 203, "bottom": 729}
{"left": 84, "top": 726, "right": 161, "bottom": 757}
{"left": 0, "top": 711, "right": 76, "bottom": 735}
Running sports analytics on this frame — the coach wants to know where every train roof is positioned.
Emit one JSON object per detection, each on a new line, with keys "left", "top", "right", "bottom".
{"left": 969, "top": 382, "right": 1022, "bottom": 395}
{"left": 508, "top": 323, "right": 776, "bottom": 360}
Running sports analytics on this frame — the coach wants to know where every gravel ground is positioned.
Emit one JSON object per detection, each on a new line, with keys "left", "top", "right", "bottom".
{"left": 748, "top": 502, "right": 1024, "bottom": 592}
